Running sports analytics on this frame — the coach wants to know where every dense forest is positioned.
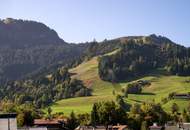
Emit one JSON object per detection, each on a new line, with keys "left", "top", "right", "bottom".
{"left": 3, "top": 18, "right": 190, "bottom": 84}
{"left": 0, "top": 18, "right": 83, "bottom": 83}
{"left": 0, "top": 67, "right": 91, "bottom": 108}
{"left": 99, "top": 35, "right": 190, "bottom": 82}
{"left": 0, "top": 18, "right": 122, "bottom": 83}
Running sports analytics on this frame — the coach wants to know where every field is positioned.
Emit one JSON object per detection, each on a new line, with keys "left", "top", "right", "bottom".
{"left": 49, "top": 55, "right": 190, "bottom": 115}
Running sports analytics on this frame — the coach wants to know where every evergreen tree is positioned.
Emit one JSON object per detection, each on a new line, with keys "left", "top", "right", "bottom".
{"left": 171, "top": 103, "right": 179, "bottom": 114}
{"left": 91, "top": 103, "right": 99, "bottom": 126}
{"left": 116, "top": 95, "right": 126, "bottom": 110}
{"left": 47, "top": 107, "right": 52, "bottom": 119}
{"left": 66, "top": 111, "right": 79, "bottom": 130}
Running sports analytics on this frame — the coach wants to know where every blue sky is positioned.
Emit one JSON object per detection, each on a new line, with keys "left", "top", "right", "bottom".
{"left": 0, "top": 0, "right": 190, "bottom": 46}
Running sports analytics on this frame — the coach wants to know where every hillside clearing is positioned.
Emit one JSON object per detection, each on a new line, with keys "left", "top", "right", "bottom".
{"left": 49, "top": 56, "right": 190, "bottom": 115}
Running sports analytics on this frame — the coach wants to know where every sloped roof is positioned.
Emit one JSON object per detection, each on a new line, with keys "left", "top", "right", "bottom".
{"left": 112, "top": 125, "right": 128, "bottom": 130}
{"left": 34, "top": 119, "right": 63, "bottom": 125}
{"left": 0, "top": 113, "right": 17, "bottom": 118}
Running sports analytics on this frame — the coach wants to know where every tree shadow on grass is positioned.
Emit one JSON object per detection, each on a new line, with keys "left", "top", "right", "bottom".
{"left": 138, "top": 92, "right": 155, "bottom": 95}
{"left": 116, "top": 68, "right": 171, "bottom": 83}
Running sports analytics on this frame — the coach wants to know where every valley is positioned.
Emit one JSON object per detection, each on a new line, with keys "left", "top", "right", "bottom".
{"left": 1, "top": 0, "right": 190, "bottom": 129}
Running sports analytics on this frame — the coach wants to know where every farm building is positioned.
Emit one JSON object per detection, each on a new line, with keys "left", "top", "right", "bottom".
{"left": 0, "top": 113, "right": 17, "bottom": 130}
{"left": 173, "top": 93, "right": 190, "bottom": 99}
{"left": 33, "top": 119, "right": 65, "bottom": 130}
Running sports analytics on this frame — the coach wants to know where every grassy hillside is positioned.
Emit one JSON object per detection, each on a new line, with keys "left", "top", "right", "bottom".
{"left": 50, "top": 56, "right": 119, "bottom": 115}
{"left": 49, "top": 54, "right": 190, "bottom": 115}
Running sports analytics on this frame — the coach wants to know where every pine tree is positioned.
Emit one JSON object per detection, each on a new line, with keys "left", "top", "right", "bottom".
{"left": 66, "top": 111, "right": 79, "bottom": 130}
{"left": 91, "top": 103, "right": 99, "bottom": 126}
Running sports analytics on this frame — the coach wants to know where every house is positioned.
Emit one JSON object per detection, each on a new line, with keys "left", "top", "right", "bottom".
{"left": 165, "top": 122, "right": 190, "bottom": 130}
{"left": 0, "top": 113, "right": 65, "bottom": 130}
{"left": 75, "top": 126, "right": 94, "bottom": 130}
{"left": 33, "top": 119, "right": 64, "bottom": 130}
{"left": 0, "top": 113, "right": 17, "bottom": 130}
{"left": 176, "top": 122, "right": 190, "bottom": 130}
{"left": 173, "top": 93, "right": 190, "bottom": 99}
{"left": 149, "top": 123, "right": 164, "bottom": 130}
{"left": 164, "top": 121, "right": 178, "bottom": 130}
{"left": 75, "top": 125, "right": 106, "bottom": 130}
{"left": 180, "top": 123, "right": 190, "bottom": 129}
{"left": 94, "top": 126, "right": 107, "bottom": 130}
{"left": 75, "top": 125, "right": 128, "bottom": 130}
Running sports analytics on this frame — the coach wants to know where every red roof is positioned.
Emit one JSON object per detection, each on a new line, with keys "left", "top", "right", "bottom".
{"left": 34, "top": 119, "right": 63, "bottom": 125}
{"left": 149, "top": 126, "right": 162, "bottom": 129}
{"left": 112, "top": 125, "right": 128, "bottom": 130}
{"left": 144, "top": 115, "right": 152, "bottom": 120}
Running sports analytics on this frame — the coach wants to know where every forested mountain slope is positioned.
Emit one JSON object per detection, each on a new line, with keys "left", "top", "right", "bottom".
{"left": 0, "top": 18, "right": 123, "bottom": 83}
{"left": 0, "top": 18, "right": 86, "bottom": 83}
{"left": 99, "top": 35, "right": 190, "bottom": 82}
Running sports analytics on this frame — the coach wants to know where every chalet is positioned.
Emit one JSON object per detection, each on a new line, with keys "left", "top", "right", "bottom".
{"left": 75, "top": 125, "right": 106, "bottom": 130}
{"left": 33, "top": 119, "right": 65, "bottom": 130}
{"left": 75, "top": 125, "right": 128, "bottom": 130}
{"left": 75, "top": 126, "right": 94, "bottom": 130}
{"left": 0, "top": 113, "right": 17, "bottom": 130}
{"left": 149, "top": 123, "right": 164, "bottom": 130}
{"left": 173, "top": 93, "right": 190, "bottom": 99}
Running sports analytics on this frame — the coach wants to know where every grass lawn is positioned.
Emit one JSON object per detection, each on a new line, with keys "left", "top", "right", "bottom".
{"left": 163, "top": 99, "right": 190, "bottom": 113}
{"left": 49, "top": 55, "right": 190, "bottom": 115}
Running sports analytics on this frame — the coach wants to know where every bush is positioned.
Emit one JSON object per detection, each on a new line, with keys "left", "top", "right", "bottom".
{"left": 125, "top": 83, "right": 142, "bottom": 94}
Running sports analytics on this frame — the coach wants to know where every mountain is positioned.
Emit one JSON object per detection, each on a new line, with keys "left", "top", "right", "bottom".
{"left": 0, "top": 18, "right": 190, "bottom": 114}
{"left": 0, "top": 18, "right": 64, "bottom": 47}
{"left": 0, "top": 18, "right": 86, "bottom": 83}
{"left": 50, "top": 35, "right": 190, "bottom": 115}
{"left": 0, "top": 18, "right": 129, "bottom": 84}
{"left": 99, "top": 34, "right": 190, "bottom": 82}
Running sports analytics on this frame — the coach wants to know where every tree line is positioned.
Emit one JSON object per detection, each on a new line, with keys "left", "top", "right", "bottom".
{"left": 2, "top": 96, "right": 190, "bottom": 130}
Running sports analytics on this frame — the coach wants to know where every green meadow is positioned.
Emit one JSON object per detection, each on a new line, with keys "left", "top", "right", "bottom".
{"left": 49, "top": 56, "right": 190, "bottom": 115}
